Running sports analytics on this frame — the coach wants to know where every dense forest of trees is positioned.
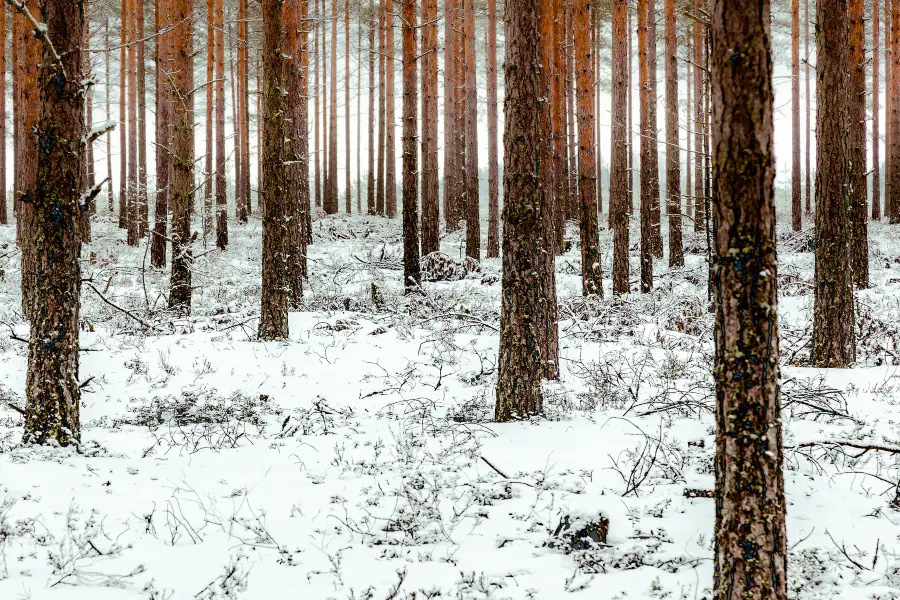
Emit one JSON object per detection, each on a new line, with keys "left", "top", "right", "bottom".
{"left": 6, "top": 0, "right": 897, "bottom": 598}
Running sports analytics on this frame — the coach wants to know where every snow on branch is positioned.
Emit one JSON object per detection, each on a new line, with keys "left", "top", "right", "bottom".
{"left": 4, "top": 0, "right": 63, "bottom": 71}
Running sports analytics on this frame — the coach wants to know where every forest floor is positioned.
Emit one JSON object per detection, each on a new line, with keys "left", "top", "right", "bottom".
{"left": 1, "top": 213, "right": 900, "bottom": 599}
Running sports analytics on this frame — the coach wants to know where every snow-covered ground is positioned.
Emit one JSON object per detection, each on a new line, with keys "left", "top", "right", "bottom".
{"left": 1, "top": 210, "right": 900, "bottom": 599}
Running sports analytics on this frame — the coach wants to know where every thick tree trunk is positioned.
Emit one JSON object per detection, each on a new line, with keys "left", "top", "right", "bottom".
{"left": 693, "top": 0, "right": 704, "bottom": 233}
{"left": 575, "top": 0, "right": 601, "bottom": 295}
{"left": 443, "top": 0, "right": 456, "bottom": 230}
{"left": 385, "top": 0, "right": 396, "bottom": 217}
{"left": 402, "top": 0, "right": 421, "bottom": 290}
{"left": 259, "top": 0, "right": 289, "bottom": 340}
{"left": 452, "top": 0, "right": 466, "bottom": 233}
{"left": 813, "top": 0, "right": 855, "bottom": 368}
{"left": 849, "top": 0, "right": 868, "bottom": 289}
{"left": 710, "top": 2, "right": 788, "bottom": 599}
{"left": 152, "top": 0, "right": 171, "bottom": 268}
{"left": 791, "top": 0, "right": 801, "bottom": 231}
{"left": 106, "top": 18, "right": 114, "bottom": 213}
{"left": 421, "top": 0, "right": 440, "bottom": 254}
{"left": 496, "top": 0, "right": 553, "bottom": 421}
{"left": 168, "top": 0, "right": 195, "bottom": 312}
{"left": 204, "top": 0, "right": 215, "bottom": 243}
{"left": 137, "top": 0, "right": 148, "bottom": 237}
{"left": 627, "top": 9, "right": 634, "bottom": 215}
{"left": 638, "top": 0, "right": 653, "bottom": 293}
{"left": 565, "top": 1, "right": 576, "bottom": 221}
{"left": 119, "top": 0, "right": 127, "bottom": 228}
{"left": 327, "top": 0, "right": 338, "bottom": 213}
{"left": 552, "top": 1, "right": 566, "bottom": 250}
{"left": 0, "top": 3, "right": 5, "bottom": 224}
{"left": 891, "top": 3, "right": 900, "bottom": 223}
{"left": 127, "top": 0, "right": 140, "bottom": 246}
{"left": 313, "top": 1, "right": 320, "bottom": 210}
{"left": 648, "top": 0, "right": 662, "bottom": 259}
{"left": 686, "top": 48, "right": 692, "bottom": 221}
{"left": 377, "top": 2, "right": 386, "bottom": 215}
{"left": 345, "top": 0, "right": 351, "bottom": 214}
{"left": 229, "top": 14, "right": 241, "bottom": 220}
{"left": 665, "top": 0, "right": 683, "bottom": 267}
{"left": 611, "top": 0, "right": 630, "bottom": 295}
{"left": 284, "top": 0, "right": 307, "bottom": 302}
{"left": 485, "top": 0, "right": 499, "bottom": 258}
{"left": 24, "top": 0, "right": 86, "bottom": 446}
{"left": 367, "top": 12, "right": 375, "bottom": 215}
{"left": 887, "top": 0, "right": 893, "bottom": 217}
{"left": 464, "top": 0, "right": 479, "bottom": 259}
{"left": 238, "top": 0, "right": 251, "bottom": 221}
{"left": 805, "top": 0, "right": 811, "bottom": 214}
{"left": 215, "top": 0, "right": 228, "bottom": 249}
{"left": 875, "top": 0, "right": 882, "bottom": 221}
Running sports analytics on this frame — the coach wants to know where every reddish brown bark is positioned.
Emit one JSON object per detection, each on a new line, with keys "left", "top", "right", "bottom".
{"left": 791, "top": 0, "right": 801, "bottom": 231}
{"left": 137, "top": 0, "right": 148, "bottom": 237}
{"left": 345, "top": 0, "right": 351, "bottom": 214}
{"left": 421, "top": 0, "right": 440, "bottom": 254}
{"left": 238, "top": 0, "right": 251, "bottom": 221}
{"left": 204, "top": 0, "right": 215, "bottom": 242}
{"left": 376, "top": 1, "right": 386, "bottom": 215}
{"left": 485, "top": 0, "right": 499, "bottom": 258}
{"left": 638, "top": 0, "right": 653, "bottom": 292}
{"left": 693, "top": 0, "right": 704, "bottom": 232}
{"left": 367, "top": 10, "right": 375, "bottom": 214}
{"left": 118, "top": 0, "right": 127, "bottom": 228}
{"left": 126, "top": 0, "right": 139, "bottom": 246}
{"left": 401, "top": 0, "right": 420, "bottom": 289}
{"left": 665, "top": 0, "right": 682, "bottom": 267}
{"left": 385, "top": 0, "right": 396, "bottom": 217}
{"left": 464, "top": 0, "right": 479, "bottom": 259}
{"left": 215, "top": 0, "right": 227, "bottom": 249}
{"left": 0, "top": 3, "right": 6, "bottom": 224}
{"left": 610, "top": 0, "right": 629, "bottom": 295}
{"left": 849, "top": 0, "right": 868, "bottom": 288}
{"left": 151, "top": 0, "right": 172, "bottom": 268}
{"left": 442, "top": 0, "right": 456, "bottom": 230}
{"left": 875, "top": 0, "right": 882, "bottom": 220}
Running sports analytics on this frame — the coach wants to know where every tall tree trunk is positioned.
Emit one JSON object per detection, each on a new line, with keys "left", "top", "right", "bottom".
{"left": 377, "top": 1, "right": 386, "bottom": 215}
{"left": 385, "top": 0, "right": 396, "bottom": 217}
{"left": 259, "top": 0, "right": 289, "bottom": 340}
{"left": 685, "top": 47, "right": 692, "bottom": 222}
{"left": 849, "top": 0, "right": 868, "bottom": 288}
{"left": 887, "top": 0, "right": 893, "bottom": 218}
{"left": 204, "top": 0, "right": 215, "bottom": 244}
{"left": 665, "top": 0, "right": 682, "bottom": 267}
{"left": 805, "top": 0, "right": 811, "bottom": 214}
{"left": 453, "top": 0, "right": 467, "bottom": 233}
{"left": 321, "top": 1, "right": 328, "bottom": 208}
{"left": 565, "top": 1, "right": 576, "bottom": 221}
{"left": 367, "top": 8, "right": 375, "bottom": 215}
{"left": 151, "top": 0, "right": 171, "bottom": 268}
{"left": 106, "top": 18, "right": 114, "bottom": 213}
{"left": 313, "top": 0, "right": 320, "bottom": 210}
{"left": 496, "top": 0, "right": 554, "bottom": 421}
{"left": 284, "top": 0, "right": 306, "bottom": 302}
{"left": 791, "top": 0, "right": 801, "bottom": 231}
{"left": 168, "top": 0, "right": 195, "bottom": 312}
{"left": 611, "top": 0, "right": 629, "bottom": 295}
{"left": 119, "top": 0, "right": 128, "bottom": 228}
{"left": 401, "top": 0, "right": 421, "bottom": 289}
{"left": 485, "top": 0, "right": 499, "bottom": 258}
{"left": 464, "top": 0, "right": 479, "bottom": 259}
{"left": 137, "top": 0, "right": 148, "bottom": 237}
{"left": 552, "top": 2, "right": 566, "bottom": 249}
{"left": 891, "top": 2, "right": 900, "bottom": 223}
{"left": 229, "top": 13, "right": 241, "bottom": 220}
{"left": 875, "top": 0, "right": 882, "bottom": 221}
{"left": 215, "top": 0, "right": 227, "bottom": 249}
{"left": 345, "top": 0, "right": 351, "bottom": 213}
{"left": 575, "top": 0, "right": 601, "bottom": 295}
{"left": 710, "top": 2, "right": 787, "bottom": 598}
{"left": 238, "top": 0, "right": 251, "bottom": 221}
{"left": 421, "top": 0, "right": 440, "bottom": 254}
{"left": 24, "top": 0, "right": 86, "bottom": 446}
{"left": 648, "top": 0, "right": 662, "bottom": 259}
{"left": 328, "top": 0, "right": 338, "bottom": 213}
{"left": 0, "top": 3, "right": 6, "bottom": 225}
{"left": 638, "top": 0, "right": 653, "bottom": 292}
{"left": 357, "top": 1, "right": 361, "bottom": 213}
{"left": 627, "top": 8, "right": 634, "bottom": 214}
{"left": 126, "top": 0, "right": 139, "bottom": 246}
{"left": 813, "top": 0, "right": 855, "bottom": 368}
{"left": 693, "top": 0, "right": 704, "bottom": 233}
{"left": 442, "top": 0, "right": 456, "bottom": 230}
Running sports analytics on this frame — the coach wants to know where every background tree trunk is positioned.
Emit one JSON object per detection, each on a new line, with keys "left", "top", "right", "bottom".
{"left": 611, "top": 0, "right": 630, "bottom": 295}
{"left": 0, "top": 3, "right": 6, "bottom": 224}
{"left": 385, "top": 0, "right": 396, "bottom": 217}
{"left": 849, "top": 0, "right": 868, "bottom": 288}
{"left": 486, "top": 0, "right": 499, "bottom": 258}
{"left": 367, "top": 10, "right": 375, "bottom": 215}
{"left": 710, "top": 2, "right": 788, "bottom": 598}
{"left": 891, "top": 3, "right": 900, "bottom": 223}
{"left": 665, "top": 0, "right": 683, "bottom": 267}
{"left": 168, "top": 0, "right": 195, "bottom": 312}
{"left": 496, "top": 0, "right": 551, "bottom": 421}
{"left": 464, "top": 0, "right": 479, "bottom": 259}
{"left": 791, "top": 0, "right": 801, "bottom": 231}
{"left": 693, "top": 0, "right": 704, "bottom": 233}
{"left": 442, "top": 0, "right": 456, "bottom": 230}
{"left": 345, "top": 0, "right": 351, "bottom": 214}
{"left": 638, "top": 0, "right": 653, "bottom": 293}
{"left": 126, "top": 0, "right": 139, "bottom": 246}
{"left": 284, "top": 0, "right": 307, "bottom": 301}
{"left": 875, "top": 0, "right": 882, "bottom": 220}
{"left": 137, "top": 0, "right": 148, "bottom": 237}
{"left": 421, "top": 0, "right": 440, "bottom": 254}
{"left": 813, "top": 0, "right": 855, "bottom": 368}
{"left": 119, "top": 0, "right": 127, "bottom": 228}
{"left": 152, "top": 0, "right": 171, "bottom": 268}
{"left": 648, "top": 0, "right": 662, "bottom": 259}
{"left": 204, "top": 0, "right": 215, "bottom": 244}
{"left": 215, "top": 0, "right": 228, "bottom": 250}
{"left": 106, "top": 18, "right": 114, "bottom": 213}
{"left": 805, "top": 0, "right": 811, "bottom": 214}
{"left": 24, "top": 0, "right": 86, "bottom": 447}
{"left": 238, "top": 0, "right": 251, "bottom": 222}
{"left": 259, "top": 0, "right": 289, "bottom": 340}
{"left": 377, "top": 1, "right": 386, "bottom": 215}
{"left": 401, "top": 0, "right": 420, "bottom": 290}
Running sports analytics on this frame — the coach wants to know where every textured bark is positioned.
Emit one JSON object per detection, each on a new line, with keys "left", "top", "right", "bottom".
{"left": 710, "top": 2, "right": 787, "bottom": 598}
{"left": 151, "top": 0, "right": 171, "bottom": 268}
{"left": 345, "top": 0, "right": 351, "bottom": 214}
{"left": 238, "top": 0, "right": 251, "bottom": 222}
{"left": 326, "top": 0, "right": 338, "bottom": 214}
{"left": 0, "top": 3, "right": 7, "bottom": 224}
{"left": 442, "top": 0, "right": 456, "bottom": 230}
{"left": 106, "top": 18, "right": 114, "bottom": 213}
{"left": 888, "top": 0, "right": 893, "bottom": 218}
{"left": 15, "top": 0, "right": 40, "bottom": 319}
{"left": 137, "top": 0, "right": 148, "bottom": 237}
{"left": 849, "top": 0, "right": 868, "bottom": 289}
{"left": 118, "top": 0, "right": 127, "bottom": 228}
{"left": 284, "top": 0, "right": 308, "bottom": 298}
{"left": 575, "top": 0, "right": 601, "bottom": 295}
{"left": 638, "top": 0, "right": 653, "bottom": 293}
{"left": 367, "top": 12, "right": 375, "bottom": 214}
{"left": 648, "top": 0, "right": 662, "bottom": 259}
{"left": 875, "top": 0, "right": 882, "bottom": 221}
{"left": 357, "top": 2, "right": 361, "bottom": 214}
{"left": 229, "top": 15, "right": 241, "bottom": 219}
{"left": 791, "top": 0, "right": 801, "bottom": 231}
{"left": 376, "top": 2, "right": 386, "bottom": 215}
{"left": 24, "top": 0, "right": 86, "bottom": 446}
{"left": 610, "top": 0, "right": 630, "bottom": 295}
{"left": 805, "top": 0, "right": 811, "bottom": 214}
{"left": 313, "top": 0, "right": 320, "bottom": 210}
{"left": 168, "top": 0, "right": 195, "bottom": 312}
{"left": 421, "top": 0, "right": 440, "bottom": 254}
{"left": 126, "top": 0, "right": 139, "bottom": 246}
{"left": 891, "top": 3, "right": 900, "bottom": 223}
{"left": 686, "top": 49, "right": 692, "bottom": 221}
{"left": 385, "top": 0, "right": 396, "bottom": 217}
{"left": 259, "top": 0, "right": 290, "bottom": 340}
{"left": 665, "top": 0, "right": 682, "bottom": 268}
{"left": 485, "top": 0, "right": 499, "bottom": 258}
{"left": 204, "top": 0, "right": 215, "bottom": 243}
{"left": 551, "top": 0, "right": 565, "bottom": 249}
{"left": 565, "top": 1, "right": 576, "bottom": 221}
{"left": 452, "top": 0, "right": 466, "bottom": 232}
{"left": 402, "top": 0, "right": 421, "bottom": 290}
{"left": 693, "top": 0, "right": 704, "bottom": 233}
{"left": 627, "top": 10, "right": 634, "bottom": 215}
{"left": 496, "top": 0, "right": 552, "bottom": 421}
{"left": 813, "top": 0, "right": 855, "bottom": 368}
{"left": 215, "top": 0, "right": 227, "bottom": 250}
{"left": 464, "top": 0, "right": 479, "bottom": 259}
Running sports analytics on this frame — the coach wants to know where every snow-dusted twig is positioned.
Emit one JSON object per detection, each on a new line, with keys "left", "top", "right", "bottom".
{"left": 5, "top": 0, "right": 62, "bottom": 69}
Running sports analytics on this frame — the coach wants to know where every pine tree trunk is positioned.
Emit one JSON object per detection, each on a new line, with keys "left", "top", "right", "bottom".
{"left": 312, "top": 1, "right": 320, "bottom": 210}
{"left": 638, "top": 0, "right": 653, "bottom": 293}
{"left": 345, "top": 1, "right": 351, "bottom": 214}
{"left": 453, "top": 0, "right": 466, "bottom": 233}
{"left": 119, "top": 0, "right": 128, "bottom": 228}
{"left": 693, "top": 0, "right": 704, "bottom": 233}
{"left": 283, "top": 0, "right": 306, "bottom": 304}
{"left": 891, "top": 4, "right": 900, "bottom": 223}
{"left": 875, "top": 0, "right": 882, "bottom": 221}
{"left": 710, "top": 2, "right": 787, "bottom": 598}
{"left": 401, "top": 0, "right": 421, "bottom": 290}
{"left": 82, "top": 14, "right": 93, "bottom": 242}
{"left": 611, "top": 0, "right": 630, "bottom": 295}
{"left": 327, "top": 0, "right": 338, "bottom": 214}
{"left": 805, "top": 0, "right": 811, "bottom": 214}
{"left": 0, "top": 3, "right": 6, "bottom": 224}
{"left": 812, "top": 0, "right": 855, "bottom": 368}
{"left": 791, "top": 0, "right": 801, "bottom": 231}
{"left": 648, "top": 0, "right": 662, "bottom": 259}
{"left": 168, "top": 0, "right": 195, "bottom": 312}
{"left": 238, "top": 0, "right": 251, "bottom": 221}
{"left": 552, "top": 3, "right": 566, "bottom": 250}
{"left": 259, "top": 0, "right": 289, "bottom": 340}
{"left": 385, "top": 0, "right": 397, "bottom": 217}
{"left": 204, "top": 0, "right": 215, "bottom": 244}
{"left": 421, "top": 0, "right": 440, "bottom": 255}
{"left": 229, "top": 14, "right": 241, "bottom": 220}
{"left": 887, "top": 0, "right": 893, "bottom": 217}
{"left": 685, "top": 48, "right": 692, "bottom": 221}
{"left": 24, "top": 0, "right": 87, "bottom": 446}
{"left": 627, "top": 9, "right": 634, "bottom": 215}
{"left": 464, "top": 0, "right": 479, "bottom": 259}
{"left": 126, "top": 0, "right": 139, "bottom": 246}
{"left": 485, "top": 0, "right": 499, "bottom": 258}
{"left": 575, "top": 0, "right": 601, "bottom": 295}
{"left": 377, "top": 1, "right": 386, "bottom": 215}
{"left": 151, "top": 0, "right": 171, "bottom": 268}
{"left": 215, "top": 0, "right": 228, "bottom": 249}
{"left": 849, "top": 0, "right": 868, "bottom": 289}
{"left": 367, "top": 10, "right": 375, "bottom": 215}
{"left": 565, "top": 1, "right": 576, "bottom": 221}
{"left": 442, "top": 0, "right": 456, "bottom": 230}
{"left": 137, "top": 0, "right": 148, "bottom": 237}
{"left": 357, "top": 2, "right": 362, "bottom": 213}
{"left": 106, "top": 18, "right": 114, "bottom": 213}
{"left": 496, "top": 0, "right": 552, "bottom": 421}
{"left": 665, "top": 0, "right": 683, "bottom": 267}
